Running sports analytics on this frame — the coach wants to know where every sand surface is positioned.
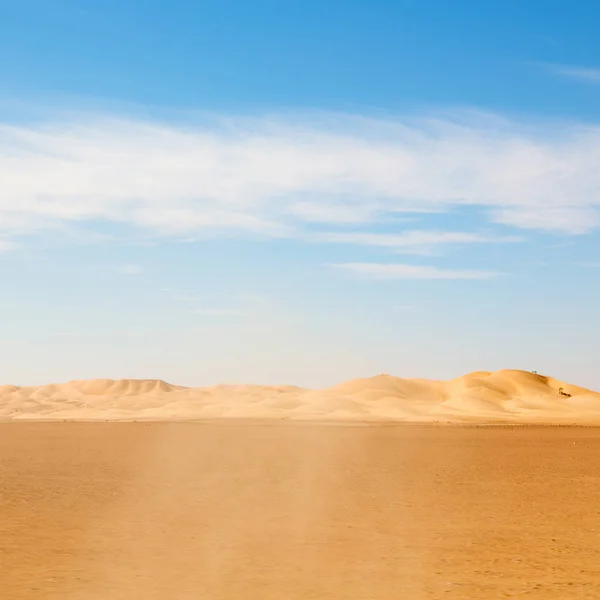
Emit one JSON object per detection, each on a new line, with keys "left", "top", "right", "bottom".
{"left": 2, "top": 421, "right": 600, "bottom": 599}
{"left": 2, "top": 369, "right": 600, "bottom": 423}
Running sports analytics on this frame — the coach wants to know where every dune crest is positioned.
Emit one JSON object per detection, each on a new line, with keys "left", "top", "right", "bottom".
{"left": 1, "top": 370, "right": 599, "bottom": 423}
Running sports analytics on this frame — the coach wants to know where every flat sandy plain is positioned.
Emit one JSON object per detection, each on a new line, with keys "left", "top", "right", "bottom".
{"left": 3, "top": 420, "right": 600, "bottom": 600}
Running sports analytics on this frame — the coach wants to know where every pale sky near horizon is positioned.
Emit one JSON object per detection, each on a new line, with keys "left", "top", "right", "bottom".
{"left": 1, "top": 0, "right": 600, "bottom": 389}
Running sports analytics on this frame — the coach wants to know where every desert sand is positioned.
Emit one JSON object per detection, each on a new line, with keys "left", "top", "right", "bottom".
{"left": 2, "top": 421, "right": 600, "bottom": 599}
{"left": 1, "top": 369, "right": 599, "bottom": 423}
{"left": 3, "top": 371, "right": 600, "bottom": 599}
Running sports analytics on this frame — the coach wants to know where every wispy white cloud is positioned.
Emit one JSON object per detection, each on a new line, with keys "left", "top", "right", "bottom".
{"left": 316, "top": 230, "right": 521, "bottom": 254}
{"left": 546, "top": 63, "right": 600, "bottom": 84}
{"left": 492, "top": 206, "right": 600, "bottom": 234}
{"left": 331, "top": 263, "right": 498, "bottom": 280}
{"left": 288, "top": 200, "right": 438, "bottom": 224}
{"left": 1, "top": 108, "right": 600, "bottom": 249}
{"left": 117, "top": 264, "right": 144, "bottom": 276}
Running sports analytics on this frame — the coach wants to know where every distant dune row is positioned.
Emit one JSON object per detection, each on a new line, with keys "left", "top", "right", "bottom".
{"left": 1, "top": 370, "right": 600, "bottom": 423}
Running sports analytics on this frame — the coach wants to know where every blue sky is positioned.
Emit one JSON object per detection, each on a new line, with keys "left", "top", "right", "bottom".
{"left": 1, "top": 0, "right": 600, "bottom": 388}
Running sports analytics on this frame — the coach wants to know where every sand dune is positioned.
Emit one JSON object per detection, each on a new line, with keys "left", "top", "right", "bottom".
{"left": 1, "top": 369, "right": 599, "bottom": 423}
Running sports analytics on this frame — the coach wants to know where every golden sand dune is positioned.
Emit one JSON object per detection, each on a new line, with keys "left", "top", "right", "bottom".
{"left": 1, "top": 369, "right": 599, "bottom": 423}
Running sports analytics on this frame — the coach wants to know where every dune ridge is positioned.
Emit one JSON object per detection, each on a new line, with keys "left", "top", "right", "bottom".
{"left": 1, "top": 369, "right": 600, "bottom": 423}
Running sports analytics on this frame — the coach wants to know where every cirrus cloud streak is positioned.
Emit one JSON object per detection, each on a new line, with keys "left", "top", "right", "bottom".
{"left": 1, "top": 108, "right": 600, "bottom": 248}
{"left": 330, "top": 262, "right": 498, "bottom": 280}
